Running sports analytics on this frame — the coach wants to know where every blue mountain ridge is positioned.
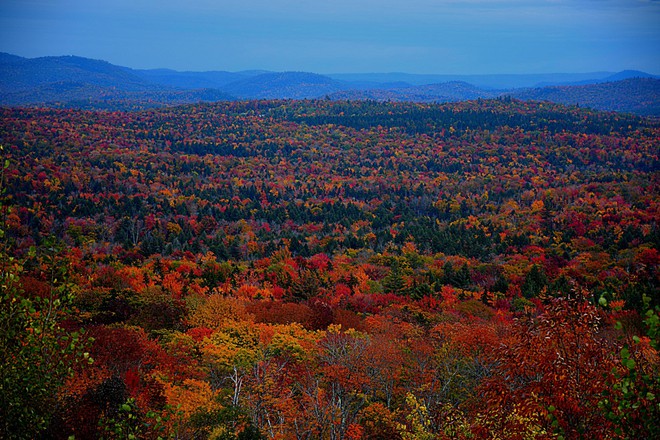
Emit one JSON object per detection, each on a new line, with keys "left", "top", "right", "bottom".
{"left": 1, "top": 53, "right": 658, "bottom": 115}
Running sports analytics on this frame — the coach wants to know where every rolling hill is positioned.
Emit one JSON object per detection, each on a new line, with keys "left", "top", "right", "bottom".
{"left": 509, "top": 78, "right": 660, "bottom": 116}
{"left": 328, "top": 81, "right": 500, "bottom": 103}
{"left": 0, "top": 54, "right": 151, "bottom": 92}
{"left": 1, "top": 53, "right": 658, "bottom": 115}
{"left": 132, "top": 68, "right": 250, "bottom": 90}
{"left": 221, "top": 71, "right": 349, "bottom": 99}
{"left": 0, "top": 54, "right": 234, "bottom": 107}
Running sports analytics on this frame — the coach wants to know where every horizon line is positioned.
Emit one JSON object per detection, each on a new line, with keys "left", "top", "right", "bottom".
{"left": 2, "top": 51, "right": 659, "bottom": 77}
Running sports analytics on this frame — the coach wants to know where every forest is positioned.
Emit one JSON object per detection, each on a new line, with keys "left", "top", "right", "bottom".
{"left": 1, "top": 98, "right": 658, "bottom": 439}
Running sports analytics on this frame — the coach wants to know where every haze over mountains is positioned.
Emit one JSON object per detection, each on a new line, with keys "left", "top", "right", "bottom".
{"left": 1, "top": 53, "right": 658, "bottom": 115}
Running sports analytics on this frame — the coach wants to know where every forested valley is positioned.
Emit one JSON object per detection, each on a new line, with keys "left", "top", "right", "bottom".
{"left": 1, "top": 98, "right": 658, "bottom": 439}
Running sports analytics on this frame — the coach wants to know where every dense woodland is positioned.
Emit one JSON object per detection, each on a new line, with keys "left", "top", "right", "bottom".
{"left": 1, "top": 98, "right": 658, "bottom": 439}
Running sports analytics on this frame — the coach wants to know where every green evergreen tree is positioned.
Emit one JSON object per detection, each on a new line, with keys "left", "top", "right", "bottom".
{"left": 521, "top": 264, "right": 548, "bottom": 298}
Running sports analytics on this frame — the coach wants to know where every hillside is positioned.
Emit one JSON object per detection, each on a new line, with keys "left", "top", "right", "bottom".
{"left": 0, "top": 54, "right": 151, "bottom": 93}
{"left": 132, "top": 68, "right": 258, "bottom": 89}
{"left": 0, "top": 53, "right": 235, "bottom": 107}
{"left": 329, "top": 81, "right": 500, "bottom": 102}
{"left": 0, "top": 83, "right": 235, "bottom": 110}
{"left": 1, "top": 53, "right": 659, "bottom": 115}
{"left": 222, "top": 71, "right": 349, "bottom": 99}
{"left": 2, "top": 99, "right": 659, "bottom": 438}
{"left": 510, "top": 77, "right": 660, "bottom": 115}
{"left": 327, "top": 71, "right": 618, "bottom": 88}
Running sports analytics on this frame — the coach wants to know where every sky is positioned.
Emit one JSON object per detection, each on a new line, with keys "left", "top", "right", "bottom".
{"left": 0, "top": 0, "right": 658, "bottom": 74}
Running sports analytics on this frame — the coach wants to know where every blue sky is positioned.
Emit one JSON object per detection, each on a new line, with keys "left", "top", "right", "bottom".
{"left": 1, "top": 0, "right": 658, "bottom": 74}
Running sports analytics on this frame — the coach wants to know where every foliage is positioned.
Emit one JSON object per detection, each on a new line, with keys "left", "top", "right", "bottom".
{"left": 0, "top": 99, "right": 658, "bottom": 438}
{"left": 0, "top": 149, "right": 91, "bottom": 439}
{"left": 600, "top": 295, "right": 660, "bottom": 438}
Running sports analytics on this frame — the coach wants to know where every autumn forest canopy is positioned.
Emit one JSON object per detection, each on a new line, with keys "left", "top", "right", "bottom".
{"left": 1, "top": 98, "right": 658, "bottom": 439}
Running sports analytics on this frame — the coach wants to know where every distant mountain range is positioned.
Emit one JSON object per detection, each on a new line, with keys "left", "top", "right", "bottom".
{"left": 1, "top": 53, "right": 658, "bottom": 115}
